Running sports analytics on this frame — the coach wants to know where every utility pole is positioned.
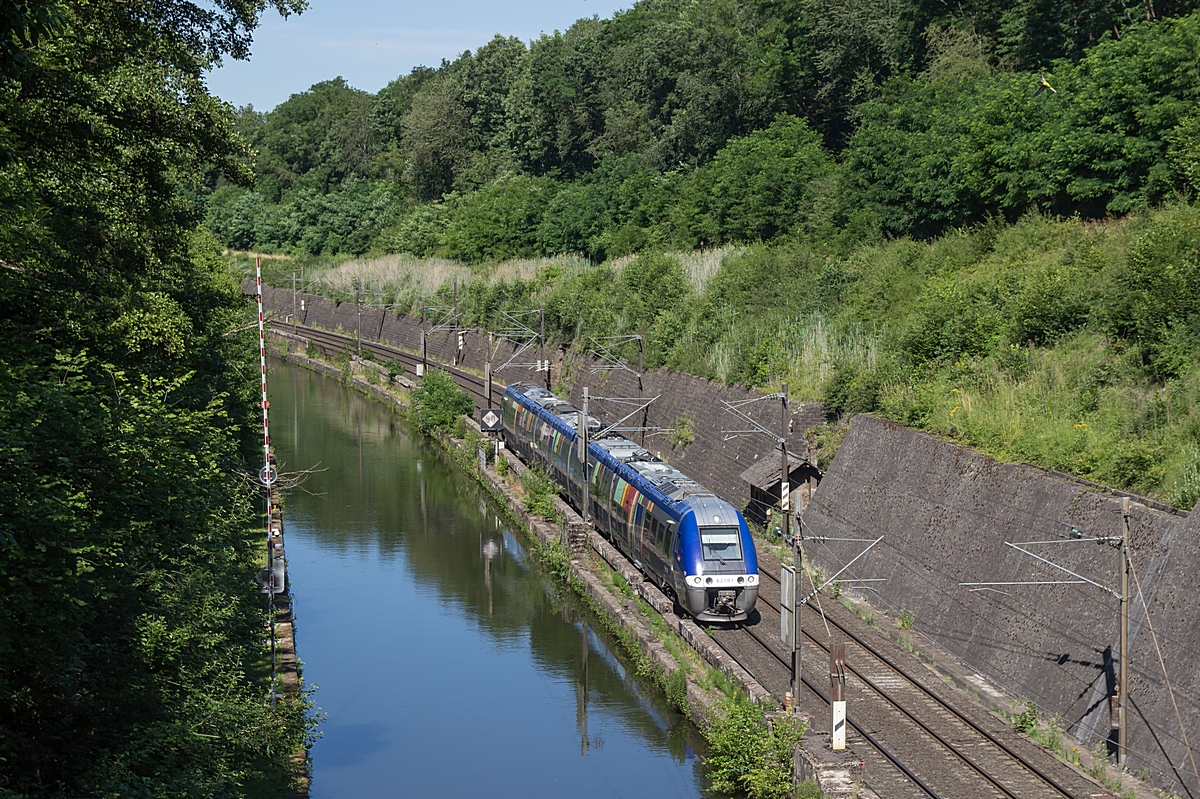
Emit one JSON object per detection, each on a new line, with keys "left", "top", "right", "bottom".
{"left": 580, "top": 387, "right": 590, "bottom": 523}
{"left": 1119, "top": 497, "right": 1130, "bottom": 766}
{"left": 781, "top": 384, "right": 802, "bottom": 714}
{"left": 420, "top": 329, "right": 427, "bottom": 377}
{"left": 292, "top": 271, "right": 298, "bottom": 335}
{"left": 484, "top": 360, "right": 492, "bottom": 409}
{"left": 354, "top": 280, "right": 362, "bottom": 357}
{"left": 637, "top": 336, "right": 645, "bottom": 445}
{"left": 540, "top": 307, "right": 549, "bottom": 390}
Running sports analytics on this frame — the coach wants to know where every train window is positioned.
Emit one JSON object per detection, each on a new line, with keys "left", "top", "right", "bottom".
{"left": 650, "top": 517, "right": 664, "bottom": 549}
{"left": 699, "top": 527, "right": 742, "bottom": 562}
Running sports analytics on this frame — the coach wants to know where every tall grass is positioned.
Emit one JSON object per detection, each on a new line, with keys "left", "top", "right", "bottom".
{"left": 311, "top": 253, "right": 591, "bottom": 312}
{"left": 675, "top": 245, "right": 743, "bottom": 293}
{"left": 879, "top": 330, "right": 1200, "bottom": 503}
{"left": 709, "top": 314, "right": 881, "bottom": 400}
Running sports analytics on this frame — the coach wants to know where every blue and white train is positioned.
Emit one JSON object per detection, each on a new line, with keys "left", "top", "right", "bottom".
{"left": 502, "top": 382, "right": 759, "bottom": 622}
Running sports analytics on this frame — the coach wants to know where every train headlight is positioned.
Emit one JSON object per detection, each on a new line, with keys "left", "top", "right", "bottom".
{"left": 747, "top": 575, "right": 758, "bottom": 585}
{"left": 689, "top": 576, "right": 702, "bottom": 586}
{"left": 705, "top": 577, "right": 713, "bottom": 585}
{"left": 737, "top": 576, "right": 744, "bottom": 584}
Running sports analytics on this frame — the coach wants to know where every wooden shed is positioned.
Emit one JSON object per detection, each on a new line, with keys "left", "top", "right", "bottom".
{"left": 740, "top": 450, "right": 822, "bottom": 529}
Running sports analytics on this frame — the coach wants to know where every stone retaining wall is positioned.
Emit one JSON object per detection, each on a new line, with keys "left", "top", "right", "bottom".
{"left": 806, "top": 414, "right": 1199, "bottom": 798}
{"left": 259, "top": 284, "right": 824, "bottom": 512}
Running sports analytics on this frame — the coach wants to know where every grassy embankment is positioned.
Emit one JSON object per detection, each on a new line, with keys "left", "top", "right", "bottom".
{"left": 255, "top": 204, "right": 1200, "bottom": 510}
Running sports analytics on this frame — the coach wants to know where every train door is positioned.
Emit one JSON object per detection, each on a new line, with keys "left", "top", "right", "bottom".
{"left": 593, "top": 467, "right": 612, "bottom": 535}
{"left": 566, "top": 443, "right": 582, "bottom": 507}
{"left": 610, "top": 478, "right": 629, "bottom": 549}
{"left": 642, "top": 511, "right": 667, "bottom": 586}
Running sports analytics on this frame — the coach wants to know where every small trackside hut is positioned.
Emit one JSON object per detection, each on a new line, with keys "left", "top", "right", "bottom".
{"left": 502, "top": 381, "right": 759, "bottom": 622}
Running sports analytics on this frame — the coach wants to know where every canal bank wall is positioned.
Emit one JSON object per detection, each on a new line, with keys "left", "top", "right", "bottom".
{"left": 267, "top": 340, "right": 866, "bottom": 798}
{"left": 268, "top": 501, "right": 308, "bottom": 798}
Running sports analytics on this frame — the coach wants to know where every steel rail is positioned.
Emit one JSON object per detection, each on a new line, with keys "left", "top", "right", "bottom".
{"left": 757, "top": 567, "right": 1080, "bottom": 799}
{"left": 277, "top": 324, "right": 493, "bottom": 405}
{"left": 733, "top": 622, "right": 945, "bottom": 798}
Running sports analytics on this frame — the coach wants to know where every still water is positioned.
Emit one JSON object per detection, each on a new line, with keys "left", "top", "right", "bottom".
{"left": 270, "top": 360, "right": 712, "bottom": 798}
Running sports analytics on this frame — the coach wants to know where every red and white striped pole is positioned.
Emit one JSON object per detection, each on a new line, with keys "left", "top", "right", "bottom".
{"left": 256, "top": 258, "right": 277, "bottom": 706}
{"left": 257, "top": 258, "right": 271, "bottom": 483}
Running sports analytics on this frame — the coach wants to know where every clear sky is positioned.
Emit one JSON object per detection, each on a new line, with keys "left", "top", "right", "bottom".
{"left": 205, "top": 0, "right": 636, "bottom": 112}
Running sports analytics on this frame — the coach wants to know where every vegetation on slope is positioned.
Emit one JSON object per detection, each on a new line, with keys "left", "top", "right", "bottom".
{"left": 223, "top": 0, "right": 1200, "bottom": 512}
{"left": 0, "top": 1, "right": 314, "bottom": 795}
{"left": 206, "top": 2, "right": 1200, "bottom": 260}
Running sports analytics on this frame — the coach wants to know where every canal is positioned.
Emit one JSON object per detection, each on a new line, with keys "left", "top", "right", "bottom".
{"left": 270, "top": 360, "right": 714, "bottom": 798}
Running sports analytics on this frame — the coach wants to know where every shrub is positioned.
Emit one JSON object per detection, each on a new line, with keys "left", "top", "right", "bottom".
{"left": 409, "top": 369, "right": 474, "bottom": 435}
{"left": 520, "top": 465, "right": 561, "bottom": 522}
{"left": 704, "top": 697, "right": 808, "bottom": 799}
{"left": 667, "top": 414, "right": 695, "bottom": 447}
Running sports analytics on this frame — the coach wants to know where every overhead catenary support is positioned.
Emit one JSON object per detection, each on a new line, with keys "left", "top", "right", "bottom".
{"left": 722, "top": 386, "right": 808, "bottom": 713}
{"left": 540, "top": 307, "right": 549, "bottom": 390}
{"left": 1120, "top": 497, "right": 1130, "bottom": 766}
{"left": 589, "top": 394, "right": 663, "bottom": 439}
{"left": 960, "top": 510, "right": 1132, "bottom": 763}
{"left": 783, "top": 384, "right": 803, "bottom": 713}
{"left": 493, "top": 309, "right": 545, "bottom": 374}
{"left": 580, "top": 387, "right": 591, "bottom": 523}
{"left": 419, "top": 329, "right": 427, "bottom": 377}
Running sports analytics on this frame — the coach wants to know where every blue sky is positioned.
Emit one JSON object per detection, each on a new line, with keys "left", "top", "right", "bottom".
{"left": 206, "top": 0, "right": 635, "bottom": 112}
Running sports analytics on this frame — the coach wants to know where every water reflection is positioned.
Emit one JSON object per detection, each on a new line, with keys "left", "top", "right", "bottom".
{"left": 270, "top": 360, "right": 712, "bottom": 798}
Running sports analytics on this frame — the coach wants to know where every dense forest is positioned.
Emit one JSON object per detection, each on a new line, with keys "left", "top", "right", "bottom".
{"left": 208, "top": 0, "right": 1200, "bottom": 259}
{"left": 0, "top": 1, "right": 312, "bottom": 796}
{"left": 227, "top": 0, "right": 1200, "bottom": 509}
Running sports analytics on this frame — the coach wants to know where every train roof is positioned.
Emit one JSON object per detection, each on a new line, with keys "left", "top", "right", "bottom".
{"left": 506, "top": 382, "right": 600, "bottom": 432}
{"left": 505, "top": 382, "right": 730, "bottom": 517}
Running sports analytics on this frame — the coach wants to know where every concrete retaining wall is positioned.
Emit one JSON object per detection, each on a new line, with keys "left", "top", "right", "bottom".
{"left": 805, "top": 414, "right": 1199, "bottom": 798}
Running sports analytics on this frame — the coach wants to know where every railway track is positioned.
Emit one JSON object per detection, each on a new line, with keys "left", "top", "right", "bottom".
{"left": 272, "top": 321, "right": 1109, "bottom": 798}
{"left": 710, "top": 547, "right": 1112, "bottom": 798}
{"left": 274, "top": 323, "right": 494, "bottom": 407}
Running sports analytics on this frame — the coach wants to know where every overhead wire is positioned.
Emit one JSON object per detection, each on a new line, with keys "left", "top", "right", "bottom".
{"left": 805, "top": 496, "right": 1200, "bottom": 784}
{"left": 814, "top": 471, "right": 1200, "bottom": 665}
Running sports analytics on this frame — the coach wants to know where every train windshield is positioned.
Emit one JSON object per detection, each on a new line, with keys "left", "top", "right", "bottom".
{"left": 700, "top": 527, "right": 742, "bottom": 562}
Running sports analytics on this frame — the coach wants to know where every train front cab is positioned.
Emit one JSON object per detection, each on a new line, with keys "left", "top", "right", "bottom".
{"left": 677, "top": 511, "right": 759, "bottom": 623}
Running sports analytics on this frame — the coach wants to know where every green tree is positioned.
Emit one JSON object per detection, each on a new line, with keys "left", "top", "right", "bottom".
{"left": 409, "top": 370, "right": 475, "bottom": 434}
{"left": 0, "top": 1, "right": 314, "bottom": 795}
{"left": 675, "top": 114, "right": 832, "bottom": 246}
